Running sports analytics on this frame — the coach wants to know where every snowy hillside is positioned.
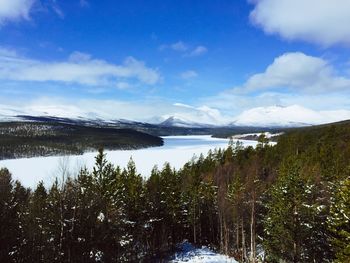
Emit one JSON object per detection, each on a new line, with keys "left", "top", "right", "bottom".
{"left": 232, "top": 105, "right": 350, "bottom": 127}
{"left": 159, "top": 116, "right": 214, "bottom": 128}
{"left": 1, "top": 104, "right": 350, "bottom": 128}
{"left": 170, "top": 242, "right": 237, "bottom": 263}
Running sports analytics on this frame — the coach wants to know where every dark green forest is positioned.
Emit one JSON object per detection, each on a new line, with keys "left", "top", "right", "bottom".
{"left": 0, "top": 121, "right": 350, "bottom": 262}
{"left": 0, "top": 122, "right": 163, "bottom": 160}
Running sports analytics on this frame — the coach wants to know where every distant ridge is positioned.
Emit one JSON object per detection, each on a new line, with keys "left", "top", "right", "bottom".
{"left": 1, "top": 104, "right": 350, "bottom": 128}
{"left": 231, "top": 105, "right": 350, "bottom": 127}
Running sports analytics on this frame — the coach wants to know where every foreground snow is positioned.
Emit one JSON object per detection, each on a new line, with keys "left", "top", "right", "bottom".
{"left": 170, "top": 242, "right": 237, "bottom": 263}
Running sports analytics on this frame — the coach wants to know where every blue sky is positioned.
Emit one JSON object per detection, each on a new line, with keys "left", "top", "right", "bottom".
{"left": 1, "top": 0, "right": 350, "bottom": 123}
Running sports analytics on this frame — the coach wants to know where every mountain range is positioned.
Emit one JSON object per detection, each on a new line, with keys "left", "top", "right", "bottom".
{"left": 1, "top": 104, "right": 350, "bottom": 128}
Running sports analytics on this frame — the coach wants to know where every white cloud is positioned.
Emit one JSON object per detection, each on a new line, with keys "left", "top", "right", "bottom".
{"left": 199, "top": 52, "right": 350, "bottom": 117}
{"left": 159, "top": 42, "right": 207, "bottom": 57}
{"left": 241, "top": 52, "right": 350, "bottom": 93}
{"left": 180, "top": 70, "right": 198, "bottom": 79}
{"left": 0, "top": 49, "right": 161, "bottom": 86}
{"left": 250, "top": 0, "right": 350, "bottom": 46}
{"left": 189, "top": 46, "right": 207, "bottom": 56}
{"left": 173, "top": 103, "right": 193, "bottom": 109}
{"left": 171, "top": 41, "right": 188, "bottom": 51}
{"left": 0, "top": 0, "right": 35, "bottom": 24}
{"left": 201, "top": 88, "right": 350, "bottom": 119}
{"left": 116, "top": 82, "right": 132, "bottom": 90}
{"left": 159, "top": 41, "right": 188, "bottom": 52}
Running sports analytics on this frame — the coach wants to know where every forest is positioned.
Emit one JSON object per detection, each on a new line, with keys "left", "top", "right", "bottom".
{"left": 0, "top": 121, "right": 350, "bottom": 262}
{"left": 0, "top": 122, "right": 163, "bottom": 160}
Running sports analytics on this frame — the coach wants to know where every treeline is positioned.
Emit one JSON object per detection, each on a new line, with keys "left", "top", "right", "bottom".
{"left": 0, "top": 122, "right": 350, "bottom": 262}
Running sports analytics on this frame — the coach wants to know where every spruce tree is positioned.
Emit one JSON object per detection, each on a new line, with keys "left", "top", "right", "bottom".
{"left": 263, "top": 158, "right": 329, "bottom": 262}
{"left": 28, "top": 181, "right": 49, "bottom": 262}
{"left": 0, "top": 168, "right": 16, "bottom": 262}
{"left": 328, "top": 177, "right": 350, "bottom": 262}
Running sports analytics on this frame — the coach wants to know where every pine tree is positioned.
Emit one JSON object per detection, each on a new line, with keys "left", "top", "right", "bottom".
{"left": 227, "top": 174, "right": 247, "bottom": 260}
{"left": 92, "top": 149, "right": 121, "bottom": 262}
{"left": 328, "top": 177, "right": 350, "bottom": 262}
{"left": 11, "top": 181, "right": 31, "bottom": 263}
{"left": 198, "top": 178, "right": 218, "bottom": 246}
{"left": 263, "top": 158, "right": 329, "bottom": 262}
{"left": 27, "top": 181, "right": 49, "bottom": 262}
{"left": 46, "top": 179, "right": 64, "bottom": 262}
{"left": 0, "top": 168, "right": 16, "bottom": 262}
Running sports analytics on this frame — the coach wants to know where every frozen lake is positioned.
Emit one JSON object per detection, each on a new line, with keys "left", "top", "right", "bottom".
{"left": 0, "top": 135, "right": 259, "bottom": 188}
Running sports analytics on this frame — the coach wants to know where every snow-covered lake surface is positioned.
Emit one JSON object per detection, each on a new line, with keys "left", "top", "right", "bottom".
{"left": 0, "top": 135, "right": 259, "bottom": 188}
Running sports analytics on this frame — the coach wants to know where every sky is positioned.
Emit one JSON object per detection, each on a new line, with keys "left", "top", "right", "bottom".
{"left": 1, "top": 0, "right": 350, "bottom": 124}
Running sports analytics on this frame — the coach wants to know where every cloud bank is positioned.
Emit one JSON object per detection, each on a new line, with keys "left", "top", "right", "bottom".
{"left": 0, "top": 48, "right": 161, "bottom": 86}
{"left": 250, "top": 0, "right": 350, "bottom": 46}
{"left": 242, "top": 52, "right": 350, "bottom": 93}
{"left": 200, "top": 52, "right": 350, "bottom": 116}
{"left": 0, "top": 0, "right": 35, "bottom": 24}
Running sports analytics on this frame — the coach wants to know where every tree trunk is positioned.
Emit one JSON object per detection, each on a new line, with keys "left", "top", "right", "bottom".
{"left": 236, "top": 216, "right": 240, "bottom": 253}
{"left": 241, "top": 218, "right": 247, "bottom": 262}
{"left": 193, "top": 202, "right": 197, "bottom": 244}
{"left": 219, "top": 212, "right": 224, "bottom": 251}
{"left": 250, "top": 194, "right": 256, "bottom": 262}
{"left": 59, "top": 196, "right": 64, "bottom": 260}
{"left": 223, "top": 216, "right": 229, "bottom": 254}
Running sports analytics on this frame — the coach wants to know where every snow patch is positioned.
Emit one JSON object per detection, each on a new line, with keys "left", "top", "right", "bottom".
{"left": 170, "top": 242, "right": 237, "bottom": 263}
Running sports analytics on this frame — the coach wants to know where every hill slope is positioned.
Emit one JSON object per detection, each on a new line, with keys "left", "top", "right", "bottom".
{"left": 0, "top": 122, "right": 163, "bottom": 160}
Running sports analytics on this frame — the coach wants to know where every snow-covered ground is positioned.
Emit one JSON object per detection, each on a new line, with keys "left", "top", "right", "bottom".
{"left": 231, "top": 132, "right": 283, "bottom": 140}
{"left": 170, "top": 242, "right": 238, "bottom": 263}
{"left": 0, "top": 135, "right": 258, "bottom": 188}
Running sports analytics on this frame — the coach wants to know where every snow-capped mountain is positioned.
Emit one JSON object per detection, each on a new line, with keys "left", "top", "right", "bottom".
{"left": 159, "top": 116, "right": 214, "bottom": 128}
{"left": 1, "top": 104, "right": 350, "bottom": 128}
{"left": 231, "top": 105, "right": 350, "bottom": 127}
{"left": 0, "top": 105, "right": 145, "bottom": 127}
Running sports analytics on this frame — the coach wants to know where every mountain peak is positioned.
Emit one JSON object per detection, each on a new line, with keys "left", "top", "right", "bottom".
{"left": 232, "top": 105, "right": 350, "bottom": 127}
{"left": 159, "top": 116, "right": 214, "bottom": 128}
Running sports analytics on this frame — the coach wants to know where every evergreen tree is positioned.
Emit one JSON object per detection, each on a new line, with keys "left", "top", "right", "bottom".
{"left": 0, "top": 168, "right": 16, "bottom": 262}
{"left": 27, "top": 181, "right": 49, "bottom": 262}
{"left": 263, "top": 158, "right": 330, "bottom": 262}
{"left": 328, "top": 177, "right": 350, "bottom": 262}
{"left": 11, "top": 181, "right": 31, "bottom": 263}
{"left": 92, "top": 149, "right": 121, "bottom": 262}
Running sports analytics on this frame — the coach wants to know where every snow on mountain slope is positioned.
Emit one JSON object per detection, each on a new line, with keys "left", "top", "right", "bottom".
{"left": 1, "top": 103, "right": 350, "bottom": 128}
{"left": 232, "top": 105, "right": 350, "bottom": 127}
{"left": 0, "top": 106, "right": 28, "bottom": 122}
{"left": 0, "top": 104, "right": 100, "bottom": 122}
{"left": 159, "top": 116, "right": 214, "bottom": 128}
